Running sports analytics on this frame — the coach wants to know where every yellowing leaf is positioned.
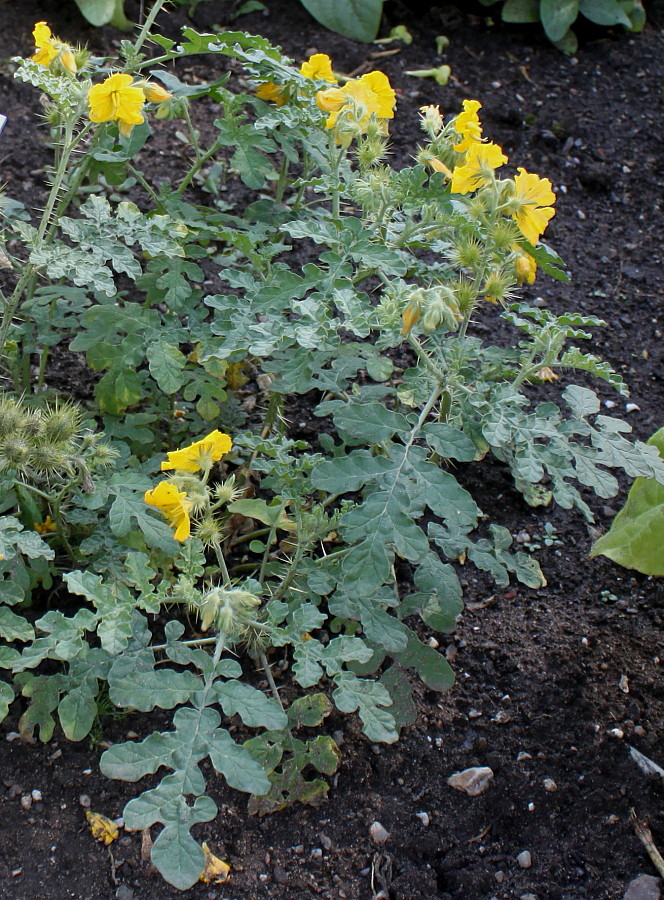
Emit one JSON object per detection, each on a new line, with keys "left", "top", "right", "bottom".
{"left": 86, "top": 810, "right": 119, "bottom": 845}
{"left": 199, "top": 842, "right": 230, "bottom": 883}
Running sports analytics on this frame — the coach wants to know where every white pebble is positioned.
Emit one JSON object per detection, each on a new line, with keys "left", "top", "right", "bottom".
{"left": 415, "top": 812, "right": 430, "bottom": 826}
{"left": 619, "top": 675, "right": 630, "bottom": 693}
{"left": 448, "top": 766, "right": 494, "bottom": 797}
{"left": 79, "top": 794, "right": 91, "bottom": 808}
{"left": 517, "top": 850, "right": 532, "bottom": 868}
{"left": 543, "top": 778, "right": 558, "bottom": 792}
{"left": 528, "top": 802, "right": 536, "bottom": 811}
{"left": 625, "top": 403, "right": 640, "bottom": 413}
{"left": 5, "top": 732, "right": 20, "bottom": 742}
{"left": 608, "top": 727, "right": 624, "bottom": 739}
{"left": 31, "top": 790, "right": 42, "bottom": 802}
{"left": 20, "top": 795, "right": 32, "bottom": 811}
{"left": 369, "top": 821, "right": 390, "bottom": 844}
{"left": 517, "top": 751, "right": 532, "bottom": 762}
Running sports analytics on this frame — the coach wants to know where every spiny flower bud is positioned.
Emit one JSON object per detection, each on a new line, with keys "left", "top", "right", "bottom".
{"left": 195, "top": 515, "right": 224, "bottom": 547}
{"left": 482, "top": 269, "right": 513, "bottom": 304}
{"left": 41, "top": 402, "right": 81, "bottom": 445}
{"left": 172, "top": 474, "right": 209, "bottom": 513}
{"left": 199, "top": 586, "right": 261, "bottom": 637}
{"left": 214, "top": 475, "right": 243, "bottom": 505}
{"left": 0, "top": 397, "right": 26, "bottom": 440}
{"left": 0, "top": 437, "right": 30, "bottom": 470}
{"left": 419, "top": 104, "right": 444, "bottom": 138}
{"left": 29, "top": 442, "right": 70, "bottom": 476}
{"left": 420, "top": 286, "right": 462, "bottom": 334}
{"left": 356, "top": 135, "right": 387, "bottom": 169}
{"left": 453, "top": 279, "right": 478, "bottom": 316}
{"left": 449, "top": 236, "right": 483, "bottom": 271}
{"left": 489, "top": 219, "right": 522, "bottom": 251}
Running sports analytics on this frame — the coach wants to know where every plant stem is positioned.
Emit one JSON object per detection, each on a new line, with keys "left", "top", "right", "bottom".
{"left": 259, "top": 650, "right": 285, "bottom": 712}
{"left": 212, "top": 539, "right": 232, "bottom": 587}
{"left": 274, "top": 154, "right": 289, "bottom": 205}
{"left": 131, "top": 0, "right": 169, "bottom": 59}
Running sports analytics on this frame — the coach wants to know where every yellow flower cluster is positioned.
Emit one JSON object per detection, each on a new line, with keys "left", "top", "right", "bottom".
{"left": 88, "top": 73, "right": 172, "bottom": 137}
{"left": 434, "top": 98, "right": 556, "bottom": 247}
{"left": 144, "top": 430, "right": 232, "bottom": 542}
{"left": 32, "top": 21, "right": 77, "bottom": 74}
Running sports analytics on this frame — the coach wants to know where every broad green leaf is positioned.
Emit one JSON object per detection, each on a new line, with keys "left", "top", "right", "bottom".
{"left": 109, "top": 492, "right": 179, "bottom": 554}
{"left": 214, "top": 681, "right": 287, "bottom": 730}
{"left": 0, "top": 607, "right": 34, "bottom": 643}
{"left": 422, "top": 423, "right": 477, "bottom": 462}
{"left": 381, "top": 666, "right": 417, "bottom": 730}
{"left": 501, "top": 0, "right": 540, "bottom": 21}
{"left": 298, "top": 0, "right": 382, "bottom": 42}
{"left": 207, "top": 729, "right": 271, "bottom": 794}
{"left": 108, "top": 655, "right": 201, "bottom": 712}
{"left": 397, "top": 630, "right": 455, "bottom": 692}
{"left": 151, "top": 818, "right": 207, "bottom": 891}
{"left": 333, "top": 672, "right": 397, "bottom": 743}
{"left": 311, "top": 451, "right": 394, "bottom": 494}
{"left": 540, "top": 0, "right": 580, "bottom": 40}
{"left": 591, "top": 427, "right": 664, "bottom": 575}
{"left": 146, "top": 341, "right": 186, "bottom": 394}
{"left": 287, "top": 693, "right": 333, "bottom": 728}
{"left": 580, "top": 0, "right": 632, "bottom": 26}
{"left": 0, "top": 680, "right": 14, "bottom": 721}
{"left": 58, "top": 686, "right": 98, "bottom": 742}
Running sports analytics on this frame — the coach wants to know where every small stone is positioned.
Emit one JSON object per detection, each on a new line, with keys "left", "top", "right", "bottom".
{"left": 125, "top": 731, "right": 138, "bottom": 740}
{"left": 493, "top": 709, "right": 512, "bottom": 724}
{"left": 623, "top": 874, "right": 662, "bottom": 900}
{"left": 517, "top": 850, "right": 532, "bottom": 869}
{"left": 310, "top": 848, "right": 322, "bottom": 859}
{"left": 369, "top": 821, "right": 390, "bottom": 844}
{"left": 427, "top": 637, "right": 440, "bottom": 649}
{"left": 273, "top": 866, "right": 288, "bottom": 884}
{"left": 31, "top": 790, "right": 42, "bottom": 802}
{"left": 20, "top": 795, "right": 32, "bottom": 811}
{"left": 115, "top": 887, "right": 134, "bottom": 900}
{"left": 447, "top": 766, "right": 494, "bottom": 797}
{"left": 5, "top": 732, "right": 21, "bottom": 742}
{"left": 468, "top": 709, "right": 482, "bottom": 719}
{"left": 543, "top": 778, "right": 558, "bottom": 792}
{"left": 319, "top": 833, "right": 332, "bottom": 850}
{"left": 495, "top": 870, "right": 505, "bottom": 883}
{"left": 79, "top": 794, "right": 91, "bottom": 808}
{"left": 528, "top": 802, "right": 536, "bottom": 811}
{"left": 619, "top": 675, "right": 630, "bottom": 693}
{"left": 415, "top": 812, "right": 430, "bottom": 826}
{"left": 609, "top": 728, "right": 625, "bottom": 739}
{"left": 625, "top": 403, "right": 640, "bottom": 414}
{"left": 520, "top": 895, "right": 539, "bottom": 900}
{"left": 517, "top": 751, "right": 532, "bottom": 762}
{"left": 635, "top": 725, "right": 647, "bottom": 737}
{"left": 607, "top": 815, "right": 620, "bottom": 824}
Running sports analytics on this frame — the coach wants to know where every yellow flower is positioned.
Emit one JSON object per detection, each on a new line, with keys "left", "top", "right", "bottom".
{"left": 450, "top": 141, "right": 508, "bottom": 194}
{"left": 322, "top": 71, "right": 395, "bottom": 130}
{"left": 142, "top": 82, "right": 172, "bottom": 103}
{"left": 509, "top": 168, "right": 556, "bottom": 245}
{"left": 514, "top": 247, "right": 537, "bottom": 285}
{"left": 453, "top": 99, "right": 483, "bottom": 153}
{"left": 299, "top": 53, "right": 336, "bottom": 83}
{"left": 88, "top": 73, "right": 146, "bottom": 137}
{"left": 34, "top": 515, "right": 56, "bottom": 534}
{"left": 144, "top": 481, "right": 192, "bottom": 541}
{"left": 161, "top": 430, "right": 233, "bottom": 474}
{"left": 422, "top": 153, "right": 452, "bottom": 177}
{"left": 32, "top": 21, "right": 77, "bottom": 73}
{"left": 256, "top": 81, "right": 287, "bottom": 106}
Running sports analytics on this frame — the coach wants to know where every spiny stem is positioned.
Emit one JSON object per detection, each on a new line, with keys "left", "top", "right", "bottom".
{"left": 259, "top": 650, "right": 285, "bottom": 712}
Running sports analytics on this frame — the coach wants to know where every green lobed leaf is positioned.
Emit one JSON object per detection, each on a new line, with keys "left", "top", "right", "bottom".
{"left": 298, "top": 0, "right": 383, "bottom": 42}
{"left": 540, "top": 0, "right": 580, "bottom": 40}
{"left": 333, "top": 671, "right": 397, "bottom": 743}
{"left": 214, "top": 681, "right": 288, "bottom": 730}
{"left": 591, "top": 427, "right": 664, "bottom": 575}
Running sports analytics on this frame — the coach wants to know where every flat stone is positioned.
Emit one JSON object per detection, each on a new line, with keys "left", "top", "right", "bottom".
{"left": 447, "top": 766, "right": 494, "bottom": 797}
{"left": 623, "top": 874, "right": 663, "bottom": 900}
{"left": 517, "top": 850, "right": 532, "bottom": 868}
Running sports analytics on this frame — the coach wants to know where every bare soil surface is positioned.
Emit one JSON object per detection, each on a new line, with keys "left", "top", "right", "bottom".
{"left": 1, "top": 2, "right": 663, "bottom": 899}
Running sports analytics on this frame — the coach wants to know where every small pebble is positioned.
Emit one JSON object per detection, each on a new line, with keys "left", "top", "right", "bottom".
{"left": 20, "top": 795, "right": 32, "bottom": 811}
{"left": 310, "top": 848, "right": 322, "bottom": 859}
{"left": 5, "top": 732, "right": 20, "bottom": 742}
{"left": 31, "top": 790, "right": 42, "bottom": 802}
{"left": 415, "top": 812, "right": 430, "bottom": 826}
{"left": 634, "top": 725, "right": 647, "bottom": 737}
{"left": 527, "top": 802, "right": 536, "bottom": 812}
{"left": 517, "top": 850, "right": 532, "bottom": 869}
{"left": 468, "top": 709, "right": 482, "bottom": 719}
{"left": 493, "top": 710, "right": 512, "bottom": 724}
{"left": 448, "top": 767, "right": 494, "bottom": 797}
{"left": 625, "top": 403, "right": 640, "bottom": 413}
{"left": 495, "top": 870, "right": 505, "bottom": 883}
{"left": 319, "top": 833, "right": 332, "bottom": 850}
{"left": 79, "top": 794, "right": 91, "bottom": 808}
{"left": 608, "top": 727, "right": 625, "bottom": 739}
{"left": 369, "top": 821, "right": 390, "bottom": 844}
{"left": 543, "top": 778, "right": 558, "bottom": 793}
{"left": 619, "top": 675, "right": 630, "bottom": 693}
{"left": 427, "top": 637, "right": 439, "bottom": 649}
{"left": 517, "top": 751, "right": 532, "bottom": 762}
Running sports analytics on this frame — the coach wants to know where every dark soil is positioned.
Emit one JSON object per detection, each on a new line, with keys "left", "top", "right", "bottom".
{"left": 1, "top": 2, "right": 664, "bottom": 899}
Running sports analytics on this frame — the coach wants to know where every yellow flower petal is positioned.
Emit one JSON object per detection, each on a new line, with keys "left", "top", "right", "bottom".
{"left": 300, "top": 53, "right": 336, "bottom": 83}
{"left": 144, "top": 481, "right": 192, "bottom": 541}
{"left": 143, "top": 82, "right": 172, "bottom": 103}
{"left": 510, "top": 167, "right": 556, "bottom": 244}
{"left": 450, "top": 141, "right": 508, "bottom": 194}
{"left": 256, "top": 81, "right": 287, "bottom": 106}
{"left": 453, "top": 99, "right": 483, "bottom": 153}
{"left": 32, "top": 21, "right": 58, "bottom": 67}
{"left": 88, "top": 73, "right": 146, "bottom": 131}
{"left": 161, "top": 430, "right": 233, "bottom": 474}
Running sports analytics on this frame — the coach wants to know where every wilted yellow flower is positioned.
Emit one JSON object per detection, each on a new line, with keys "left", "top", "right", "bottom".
{"left": 161, "top": 430, "right": 233, "bottom": 474}
{"left": 510, "top": 168, "right": 556, "bottom": 245}
{"left": 450, "top": 141, "right": 508, "bottom": 194}
{"left": 34, "top": 515, "right": 56, "bottom": 534}
{"left": 536, "top": 366, "right": 559, "bottom": 382}
{"left": 199, "top": 843, "right": 231, "bottom": 884}
{"left": 142, "top": 82, "right": 172, "bottom": 103}
{"left": 88, "top": 73, "right": 145, "bottom": 136}
{"left": 32, "top": 21, "right": 77, "bottom": 73}
{"left": 453, "top": 99, "right": 483, "bottom": 153}
{"left": 85, "top": 811, "right": 119, "bottom": 846}
{"left": 300, "top": 53, "right": 336, "bottom": 83}
{"left": 421, "top": 153, "right": 452, "bottom": 177}
{"left": 144, "top": 481, "right": 192, "bottom": 541}
{"left": 419, "top": 103, "right": 443, "bottom": 137}
{"left": 316, "top": 86, "right": 347, "bottom": 113}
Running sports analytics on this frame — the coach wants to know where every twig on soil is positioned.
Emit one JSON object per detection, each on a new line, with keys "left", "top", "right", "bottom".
{"left": 630, "top": 808, "right": 664, "bottom": 878}
{"left": 628, "top": 745, "right": 664, "bottom": 785}
{"left": 107, "top": 845, "right": 119, "bottom": 886}
{"left": 466, "top": 824, "right": 492, "bottom": 844}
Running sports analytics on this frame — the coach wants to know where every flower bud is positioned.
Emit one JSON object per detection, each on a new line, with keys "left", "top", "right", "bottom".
{"left": 143, "top": 82, "right": 172, "bottom": 103}
{"left": 401, "top": 289, "right": 425, "bottom": 336}
{"left": 419, "top": 104, "right": 443, "bottom": 138}
{"left": 316, "top": 87, "right": 346, "bottom": 113}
